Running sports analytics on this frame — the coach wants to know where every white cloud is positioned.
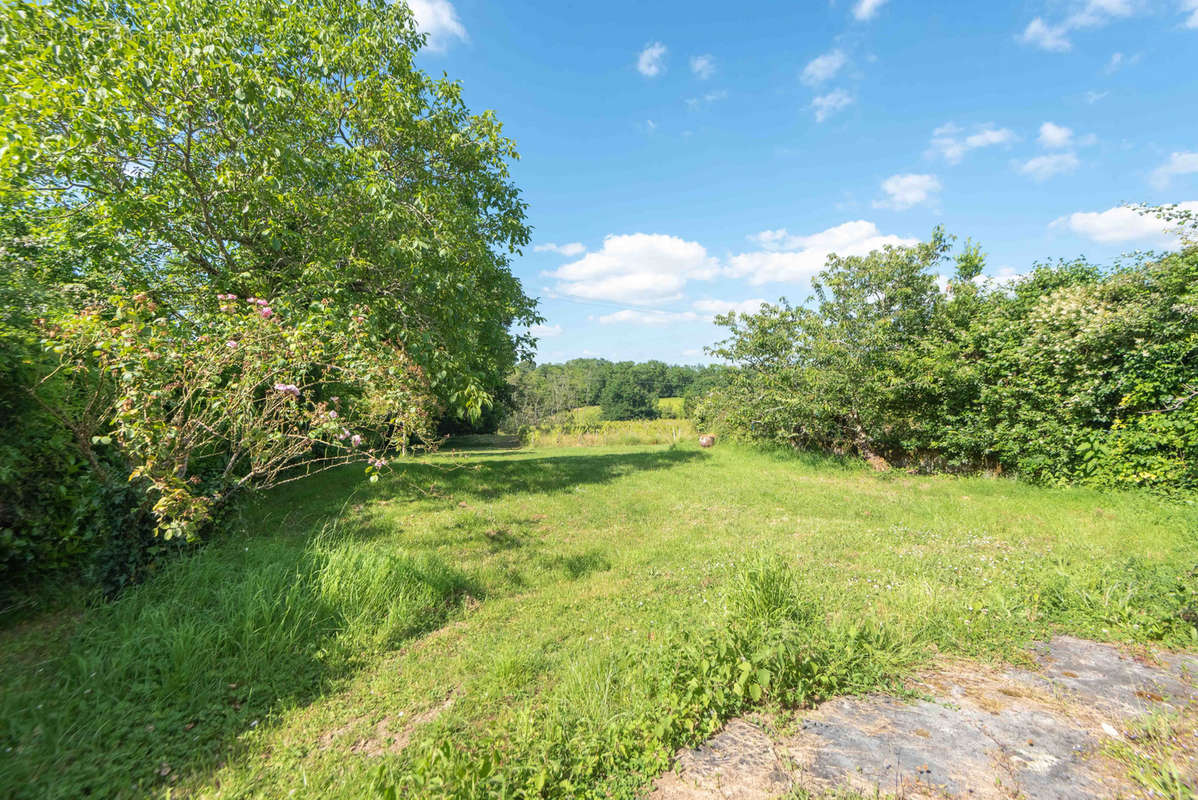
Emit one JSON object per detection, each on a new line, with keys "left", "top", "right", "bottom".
{"left": 534, "top": 242, "right": 586, "bottom": 257}
{"left": 929, "top": 123, "right": 1016, "bottom": 163}
{"left": 546, "top": 233, "right": 718, "bottom": 305}
{"left": 728, "top": 220, "right": 918, "bottom": 284}
{"left": 690, "top": 54, "right": 715, "bottom": 79}
{"left": 1184, "top": 0, "right": 1198, "bottom": 28}
{"left": 1150, "top": 151, "right": 1198, "bottom": 189}
{"left": 686, "top": 89, "right": 728, "bottom": 108}
{"left": 598, "top": 309, "right": 701, "bottom": 325}
{"left": 812, "top": 89, "right": 853, "bottom": 122}
{"left": 1038, "top": 122, "right": 1073, "bottom": 148}
{"left": 407, "top": 0, "right": 467, "bottom": 52}
{"left": 801, "top": 49, "right": 848, "bottom": 86}
{"left": 876, "top": 173, "right": 941, "bottom": 210}
{"left": 1104, "top": 51, "right": 1140, "bottom": 73}
{"left": 637, "top": 42, "right": 667, "bottom": 77}
{"left": 853, "top": 0, "right": 890, "bottom": 21}
{"left": 692, "top": 298, "right": 769, "bottom": 316}
{"left": 1054, "top": 202, "right": 1198, "bottom": 244}
{"left": 1019, "top": 18, "right": 1072, "bottom": 51}
{"left": 1018, "top": 152, "right": 1081, "bottom": 181}
{"left": 528, "top": 323, "right": 563, "bottom": 338}
{"left": 1019, "top": 0, "right": 1137, "bottom": 52}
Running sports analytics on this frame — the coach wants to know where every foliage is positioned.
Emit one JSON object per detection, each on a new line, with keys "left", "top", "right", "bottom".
{"left": 0, "top": 0, "right": 537, "bottom": 581}
{"left": 0, "top": 0, "right": 538, "bottom": 416}
{"left": 43, "top": 293, "right": 436, "bottom": 540}
{"left": 701, "top": 211, "right": 1198, "bottom": 492}
{"left": 599, "top": 372, "right": 660, "bottom": 421}
{"left": 502, "top": 359, "right": 726, "bottom": 429}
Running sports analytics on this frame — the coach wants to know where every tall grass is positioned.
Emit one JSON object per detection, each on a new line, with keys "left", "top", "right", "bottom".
{"left": 0, "top": 530, "right": 468, "bottom": 798}
{"left": 523, "top": 418, "right": 696, "bottom": 448}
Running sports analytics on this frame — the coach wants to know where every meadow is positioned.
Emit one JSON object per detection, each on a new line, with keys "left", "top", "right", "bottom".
{"left": 2, "top": 437, "right": 1195, "bottom": 799}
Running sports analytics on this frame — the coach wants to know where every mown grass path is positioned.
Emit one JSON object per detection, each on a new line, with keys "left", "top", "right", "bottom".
{"left": 2, "top": 442, "right": 1195, "bottom": 799}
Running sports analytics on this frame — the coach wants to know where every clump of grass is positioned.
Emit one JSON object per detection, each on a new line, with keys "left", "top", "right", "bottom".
{"left": 1103, "top": 710, "right": 1197, "bottom": 800}
{"left": 0, "top": 531, "right": 468, "bottom": 798}
{"left": 381, "top": 556, "right": 908, "bottom": 799}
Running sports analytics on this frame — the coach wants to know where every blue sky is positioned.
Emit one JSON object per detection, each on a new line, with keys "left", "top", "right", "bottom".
{"left": 408, "top": 0, "right": 1198, "bottom": 363}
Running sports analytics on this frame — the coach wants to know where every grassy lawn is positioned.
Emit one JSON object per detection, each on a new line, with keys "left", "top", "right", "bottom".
{"left": 2, "top": 441, "right": 1195, "bottom": 799}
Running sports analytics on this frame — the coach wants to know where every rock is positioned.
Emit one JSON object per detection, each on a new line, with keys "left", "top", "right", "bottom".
{"left": 698, "top": 434, "right": 716, "bottom": 448}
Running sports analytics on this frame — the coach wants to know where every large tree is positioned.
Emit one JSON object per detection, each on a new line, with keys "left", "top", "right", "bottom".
{"left": 0, "top": 0, "right": 539, "bottom": 418}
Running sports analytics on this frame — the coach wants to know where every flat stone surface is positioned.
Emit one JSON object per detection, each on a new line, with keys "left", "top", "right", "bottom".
{"left": 650, "top": 719, "right": 791, "bottom": 800}
{"left": 650, "top": 637, "right": 1197, "bottom": 800}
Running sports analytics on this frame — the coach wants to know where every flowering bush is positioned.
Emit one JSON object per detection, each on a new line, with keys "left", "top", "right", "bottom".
{"left": 45, "top": 294, "right": 437, "bottom": 540}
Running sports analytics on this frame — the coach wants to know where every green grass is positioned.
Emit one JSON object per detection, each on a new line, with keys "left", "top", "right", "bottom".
{"left": 523, "top": 416, "right": 695, "bottom": 447}
{"left": 2, "top": 441, "right": 1196, "bottom": 799}
{"left": 655, "top": 396, "right": 685, "bottom": 418}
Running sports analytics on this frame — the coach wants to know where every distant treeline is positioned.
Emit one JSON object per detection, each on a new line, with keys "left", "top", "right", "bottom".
{"left": 503, "top": 359, "right": 733, "bottom": 427}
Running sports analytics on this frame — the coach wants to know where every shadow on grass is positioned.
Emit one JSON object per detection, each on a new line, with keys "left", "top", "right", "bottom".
{"left": 0, "top": 531, "right": 473, "bottom": 799}
{"left": 252, "top": 447, "right": 705, "bottom": 542}
{"left": 1, "top": 447, "right": 701, "bottom": 799}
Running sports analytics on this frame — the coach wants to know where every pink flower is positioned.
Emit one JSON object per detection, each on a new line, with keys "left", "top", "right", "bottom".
{"left": 273, "top": 383, "right": 300, "bottom": 398}
{"left": 328, "top": 410, "right": 338, "bottom": 419}
{"left": 225, "top": 340, "right": 238, "bottom": 349}
{"left": 259, "top": 307, "right": 274, "bottom": 319}
{"left": 351, "top": 434, "right": 362, "bottom": 447}
{"left": 256, "top": 298, "right": 270, "bottom": 307}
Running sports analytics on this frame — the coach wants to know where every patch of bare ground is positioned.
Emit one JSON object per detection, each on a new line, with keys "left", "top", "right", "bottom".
{"left": 318, "top": 695, "right": 454, "bottom": 758}
{"left": 650, "top": 637, "right": 1197, "bottom": 799}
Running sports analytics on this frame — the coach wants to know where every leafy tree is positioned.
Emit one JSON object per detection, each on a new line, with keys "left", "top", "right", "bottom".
{"left": 702, "top": 210, "right": 1198, "bottom": 493}
{"left": 0, "top": 0, "right": 539, "bottom": 581}
{"left": 0, "top": 0, "right": 538, "bottom": 420}
{"left": 599, "top": 373, "right": 659, "bottom": 421}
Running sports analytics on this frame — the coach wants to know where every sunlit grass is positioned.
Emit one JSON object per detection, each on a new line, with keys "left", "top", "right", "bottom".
{"left": 2, "top": 441, "right": 1194, "bottom": 798}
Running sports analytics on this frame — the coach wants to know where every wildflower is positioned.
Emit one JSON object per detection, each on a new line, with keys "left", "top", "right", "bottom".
{"left": 351, "top": 434, "right": 362, "bottom": 447}
{"left": 259, "top": 307, "right": 274, "bottom": 319}
{"left": 328, "top": 410, "right": 338, "bottom": 419}
{"left": 256, "top": 298, "right": 270, "bottom": 307}
{"left": 273, "top": 383, "right": 300, "bottom": 397}
{"left": 225, "top": 340, "right": 238, "bottom": 349}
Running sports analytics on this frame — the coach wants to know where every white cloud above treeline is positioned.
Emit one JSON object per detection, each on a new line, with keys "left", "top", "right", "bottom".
{"left": 1018, "top": 152, "right": 1081, "bottom": 181}
{"left": 408, "top": 0, "right": 467, "bottom": 52}
{"left": 1053, "top": 202, "right": 1198, "bottom": 244}
{"left": 534, "top": 242, "right": 586, "bottom": 257}
{"left": 876, "top": 173, "right": 941, "bottom": 210}
{"left": 729, "top": 220, "right": 917, "bottom": 284}
{"left": 1150, "top": 152, "right": 1198, "bottom": 189}
{"left": 547, "top": 233, "right": 718, "bottom": 305}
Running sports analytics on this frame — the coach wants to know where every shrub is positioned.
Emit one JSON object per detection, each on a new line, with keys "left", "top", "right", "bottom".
{"left": 703, "top": 209, "right": 1198, "bottom": 493}
{"left": 43, "top": 294, "right": 437, "bottom": 541}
